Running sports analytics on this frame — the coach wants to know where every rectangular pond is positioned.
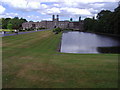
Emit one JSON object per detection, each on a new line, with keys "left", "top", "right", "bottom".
{"left": 60, "top": 31, "right": 120, "bottom": 53}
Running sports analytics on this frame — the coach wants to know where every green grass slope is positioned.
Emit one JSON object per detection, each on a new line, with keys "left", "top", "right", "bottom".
{"left": 2, "top": 30, "right": 118, "bottom": 88}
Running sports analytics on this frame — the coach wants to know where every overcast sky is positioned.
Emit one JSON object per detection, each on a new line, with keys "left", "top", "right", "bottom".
{"left": 0, "top": 0, "right": 119, "bottom": 21}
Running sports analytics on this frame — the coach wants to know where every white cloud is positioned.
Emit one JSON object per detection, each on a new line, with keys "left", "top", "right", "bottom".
{"left": 0, "top": 12, "right": 18, "bottom": 18}
{"left": 47, "top": 7, "right": 61, "bottom": 14}
{"left": 0, "top": 0, "right": 44, "bottom": 11}
{"left": 61, "top": 0, "right": 118, "bottom": 3}
{"left": 41, "top": 4, "right": 48, "bottom": 8}
{"left": 27, "top": 1, "right": 41, "bottom": 9}
{"left": 0, "top": 5, "right": 5, "bottom": 14}
{"left": 0, "top": 0, "right": 119, "bottom": 20}
{"left": 53, "top": 4, "right": 60, "bottom": 7}
{"left": 60, "top": 8, "right": 92, "bottom": 15}
{"left": 43, "top": 18, "right": 52, "bottom": 21}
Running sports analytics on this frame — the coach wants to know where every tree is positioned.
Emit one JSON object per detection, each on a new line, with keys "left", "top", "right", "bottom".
{"left": 0, "top": 17, "right": 27, "bottom": 30}
{"left": 2, "top": 18, "right": 11, "bottom": 29}
{"left": 96, "top": 10, "right": 113, "bottom": 33}
{"left": 84, "top": 18, "right": 97, "bottom": 32}
{"left": 7, "top": 17, "right": 27, "bottom": 29}
{"left": 97, "top": 10, "right": 112, "bottom": 20}
{"left": 7, "top": 23, "right": 12, "bottom": 30}
{"left": 112, "top": 5, "right": 120, "bottom": 35}
{"left": 84, "top": 4, "right": 120, "bottom": 36}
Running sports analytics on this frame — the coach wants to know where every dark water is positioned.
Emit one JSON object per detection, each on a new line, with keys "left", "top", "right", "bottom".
{"left": 60, "top": 31, "right": 120, "bottom": 53}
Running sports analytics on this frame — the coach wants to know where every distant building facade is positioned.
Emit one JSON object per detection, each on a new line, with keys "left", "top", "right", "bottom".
{"left": 22, "top": 15, "right": 84, "bottom": 31}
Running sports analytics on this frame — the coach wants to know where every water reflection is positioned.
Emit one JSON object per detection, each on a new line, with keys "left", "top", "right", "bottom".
{"left": 60, "top": 31, "right": 120, "bottom": 53}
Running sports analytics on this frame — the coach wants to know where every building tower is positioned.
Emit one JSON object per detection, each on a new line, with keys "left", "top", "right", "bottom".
{"left": 70, "top": 18, "right": 73, "bottom": 21}
{"left": 79, "top": 16, "right": 81, "bottom": 31}
{"left": 79, "top": 16, "right": 81, "bottom": 22}
{"left": 57, "top": 15, "right": 59, "bottom": 21}
{"left": 52, "top": 15, "right": 55, "bottom": 21}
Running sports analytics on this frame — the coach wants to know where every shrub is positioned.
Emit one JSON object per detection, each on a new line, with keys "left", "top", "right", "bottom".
{"left": 37, "top": 27, "right": 46, "bottom": 30}
{"left": 63, "top": 28, "right": 74, "bottom": 31}
{"left": 53, "top": 27, "right": 62, "bottom": 34}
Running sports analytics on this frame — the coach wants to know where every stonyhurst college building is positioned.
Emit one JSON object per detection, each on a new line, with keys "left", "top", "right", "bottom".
{"left": 22, "top": 15, "right": 84, "bottom": 31}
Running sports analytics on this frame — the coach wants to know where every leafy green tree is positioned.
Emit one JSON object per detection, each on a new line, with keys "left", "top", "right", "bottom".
{"left": 84, "top": 3, "right": 120, "bottom": 36}
{"left": 8, "top": 17, "right": 27, "bottom": 29}
{"left": 1, "top": 17, "right": 27, "bottom": 29}
{"left": 112, "top": 5, "right": 120, "bottom": 35}
{"left": 7, "top": 23, "right": 12, "bottom": 30}
{"left": 96, "top": 10, "right": 113, "bottom": 33}
{"left": 2, "top": 18, "right": 11, "bottom": 29}
{"left": 84, "top": 18, "right": 97, "bottom": 32}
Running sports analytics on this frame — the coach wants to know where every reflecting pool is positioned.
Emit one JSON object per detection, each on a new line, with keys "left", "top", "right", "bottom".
{"left": 60, "top": 31, "right": 120, "bottom": 53}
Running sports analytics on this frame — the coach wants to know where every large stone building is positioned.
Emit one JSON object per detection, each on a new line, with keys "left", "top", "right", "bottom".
{"left": 22, "top": 15, "right": 84, "bottom": 31}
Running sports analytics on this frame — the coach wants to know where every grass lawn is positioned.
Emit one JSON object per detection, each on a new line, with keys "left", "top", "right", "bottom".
{"left": 2, "top": 30, "right": 118, "bottom": 88}
{"left": 0, "top": 29, "right": 14, "bottom": 32}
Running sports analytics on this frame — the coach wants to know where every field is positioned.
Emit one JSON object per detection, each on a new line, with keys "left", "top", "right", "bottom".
{"left": 2, "top": 30, "right": 118, "bottom": 88}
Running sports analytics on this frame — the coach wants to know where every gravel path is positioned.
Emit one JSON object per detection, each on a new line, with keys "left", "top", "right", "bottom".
{"left": 0, "top": 29, "right": 51, "bottom": 37}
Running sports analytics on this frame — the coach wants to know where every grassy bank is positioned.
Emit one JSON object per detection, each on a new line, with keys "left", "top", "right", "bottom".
{"left": 2, "top": 30, "right": 118, "bottom": 88}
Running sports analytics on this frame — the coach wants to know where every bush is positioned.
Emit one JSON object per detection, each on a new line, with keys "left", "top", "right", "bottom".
{"left": 18, "top": 29, "right": 23, "bottom": 32}
{"left": 53, "top": 27, "right": 62, "bottom": 34}
{"left": 63, "top": 28, "right": 73, "bottom": 31}
{"left": 37, "top": 27, "right": 46, "bottom": 30}
{"left": 26, "top": 27, "right": 35, "bottom": 31}
{"left": 7, "top": 23, "right": 12, "bottom": 29}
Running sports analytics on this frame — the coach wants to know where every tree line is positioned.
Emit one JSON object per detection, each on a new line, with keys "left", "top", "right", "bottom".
{"left": 84, "top": 4, "right": 120, "bottom": 35}
{"left": 1, "top": 17, "right": 27, "bottom": 30}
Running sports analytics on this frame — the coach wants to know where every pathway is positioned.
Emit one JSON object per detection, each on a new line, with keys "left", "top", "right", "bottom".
{"left": 0, "top": 29, "right": 51, "bottom": 37}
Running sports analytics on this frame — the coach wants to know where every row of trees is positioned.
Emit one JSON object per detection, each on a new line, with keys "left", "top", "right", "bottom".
{"left": 84, "top": 4, "right": 120, "bottom": 35}
{"left": 2, "top": 17, "right": 27, "bottom": 30}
